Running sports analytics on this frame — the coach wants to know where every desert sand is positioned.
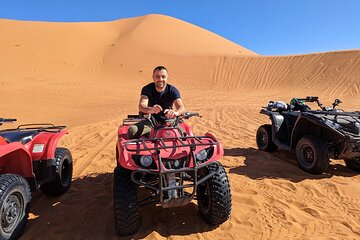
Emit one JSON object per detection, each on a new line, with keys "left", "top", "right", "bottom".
{"left": 0, "top": 14, "right": 359, "bottom": 239}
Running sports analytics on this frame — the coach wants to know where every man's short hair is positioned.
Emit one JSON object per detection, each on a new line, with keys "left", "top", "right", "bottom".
{"left": 153, "top": 66, "right": 168, "bottom": 74}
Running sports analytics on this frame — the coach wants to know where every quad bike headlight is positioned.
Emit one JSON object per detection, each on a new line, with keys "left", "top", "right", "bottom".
{"left": 140, "top": 155, "right": 153, "bottom": 167}
{"left": 196, "top": 150, "right": 208, "bottom": 161}
{"left": 195, "top": 147, "right": 215, "bottom": 164}
{"left": 323, "top": 119, "right": 340, "bottom": 130}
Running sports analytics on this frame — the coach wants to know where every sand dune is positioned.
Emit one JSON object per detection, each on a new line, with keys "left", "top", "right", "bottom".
{"left": 0, "top": 14, "right": 359, "bottom": 239}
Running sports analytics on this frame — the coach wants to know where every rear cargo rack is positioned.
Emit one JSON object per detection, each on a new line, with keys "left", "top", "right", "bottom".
{"left": 0, "top": 124, "right": 66, "bottom": 133}
{"left": 307, "top": 111, "right": 360, "bottom": 118}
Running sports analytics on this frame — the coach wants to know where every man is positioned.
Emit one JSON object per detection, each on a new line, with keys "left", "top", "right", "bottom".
{"left": 128, "top": 66, "right": 186, "bottom": 139}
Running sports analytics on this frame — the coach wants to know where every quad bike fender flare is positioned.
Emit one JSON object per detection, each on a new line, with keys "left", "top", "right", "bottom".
{"left": 0, "top": 136, "right": 7, "bottom": 145}
{"left": 0, "top": 142, "right": 34, "bottom": 177}
{"left": 290, "top": 115, "right": 345, "bottom": 149}
{"left": 116, "top": 138, "right": 138, "bottom": 170}
{"left": 260, "top": 109, "right": 284, "bottom": 142}
{"left": 179, "top": 122, "right": 194, "bottom": 136}
{"left": 118, "top": 125, "right": 129, "bottom": 139}
{"left": 42, "top": 129, "right": 68, "bottom": 159}
{"left": 0, "top": 142, "right": 28, "bottom": 158}
{"left": 204, "top": 132, "right": 224, "bottom": 158}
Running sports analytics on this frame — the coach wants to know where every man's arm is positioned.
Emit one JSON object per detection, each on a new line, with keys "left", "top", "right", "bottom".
{"left": 138, "top": 95, "right": 162, "bottom": 114}
{"left": 174, "top": 98, "right": 186, "bottom": 115}
{"left": 164, "top": 98, "right": 186, "bottom": 118}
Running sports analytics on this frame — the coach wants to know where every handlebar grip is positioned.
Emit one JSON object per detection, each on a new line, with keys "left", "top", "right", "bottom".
{"left": 127, "top": 115, "right": 140, "bottom": 119}
{"left": 0, "top": 118, "right": 17, "bottom": 122}
{"left": 183, "top": 112, "right": 201, "bottom": 118}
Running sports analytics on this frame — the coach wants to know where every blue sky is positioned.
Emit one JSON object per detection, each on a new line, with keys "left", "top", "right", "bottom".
{"left": 0, "top": 0, "right": 359, "bottom": 55}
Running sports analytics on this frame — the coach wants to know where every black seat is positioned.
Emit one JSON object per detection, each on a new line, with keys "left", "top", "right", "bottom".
{"left": 0, "top": 130, "right": 39, "bottom": 144}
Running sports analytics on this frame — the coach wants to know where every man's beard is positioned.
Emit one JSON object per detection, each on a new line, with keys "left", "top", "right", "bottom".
{"left": 156, "top": 81, "right": 165, "bottom": 88}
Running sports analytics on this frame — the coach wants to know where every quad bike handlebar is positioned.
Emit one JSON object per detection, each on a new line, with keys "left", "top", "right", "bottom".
{"left": 0, "top": 118, "right": 17, "bottom": 126}
{"left": 124, "top": 112, "right": 202, "bottom": 127}
{"left": 316, "top": 98, "right": 342, "bottom": 111}
{"left": 147, "top": 112, "right": 202, "bottom": 128}
{"left": 267, "top": 97, "right": 344, "bottom": 113}
{"left": 128, "top": 112, "right": 201, "bottom": 119}
{"left": 169, "top": 112, "right": 202, "bottom": 127}
{"left": 332, "top": 98, "right": 342, "bottom": 109}
{"left": 182, "top": 112, "right": 201, "bottom": 119}
{"left": 293, "top": 96, "right": 342, "bottom": 111}
{"left": 0, "top": 118, "right": 17, "bottom": 123}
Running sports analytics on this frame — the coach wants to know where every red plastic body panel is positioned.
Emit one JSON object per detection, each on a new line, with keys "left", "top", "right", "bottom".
{"left": 118, "top": 125, "right": 129, "bottom": 140}
{"left": 0, "top": 129, "right": 67, "bottom": 177}
{"left": 0, "top": 137, "right": 7, "bottom": 145}
{"left": 179, "top": 122, "right": 194, "bottom": 136}
{"left": 0, "top": 142, "right": 33, "bottom": 177}
{"left": 25, "top": 129, "right": 68, "bottom": 160}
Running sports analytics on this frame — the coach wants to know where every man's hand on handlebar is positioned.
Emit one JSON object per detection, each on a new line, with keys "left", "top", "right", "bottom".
{"left": 150, "top": 104, "right": 163, "bottom": 114}
{"left": 164, "top": 109, "right": 179, "bottom": 118}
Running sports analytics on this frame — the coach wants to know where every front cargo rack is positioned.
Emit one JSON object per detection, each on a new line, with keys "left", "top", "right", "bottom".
{"left": 124, "top": 135, "right": 218, "bottom": 152}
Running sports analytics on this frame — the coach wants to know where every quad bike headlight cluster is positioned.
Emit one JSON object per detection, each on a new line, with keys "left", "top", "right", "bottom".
{"left": 140, "top": 155, "right": 153, "bottom": 167}
{"left": 323, "top": 118, "right": 340, "bottom": 130}
{"left": 132, "top": 155, "right": 156, "bottom": 169}
{"left": 196, "top": 147, "right": 214, "bottom": 163}
{"left": 196, "top": 150, "right": 208, "bottom": 161}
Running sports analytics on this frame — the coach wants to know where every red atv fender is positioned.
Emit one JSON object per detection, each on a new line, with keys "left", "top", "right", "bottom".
{"left": 204, "top": 132, "right": 224, "bottom": 158}
{"left": 27, "top": 129, "right": 68, "bottom": 160}
{"left": 0, "top": 141, "right": 33, "bottom": 178}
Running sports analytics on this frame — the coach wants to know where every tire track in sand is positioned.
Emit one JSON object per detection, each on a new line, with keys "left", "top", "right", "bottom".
{"left": 62, "top": 121, "right": 118, "bottom": 177}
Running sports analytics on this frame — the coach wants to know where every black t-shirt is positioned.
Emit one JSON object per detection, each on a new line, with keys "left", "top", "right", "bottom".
{"left": 141, "top": 83, "right": 181, "bottom": 121}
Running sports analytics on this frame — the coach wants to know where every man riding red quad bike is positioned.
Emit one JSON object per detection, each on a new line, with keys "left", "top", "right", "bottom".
{"left": 114, "top": 112, "right": 232, "bottom": 236}
{"left": 0, "top": 118, "right": 73, "bottom": 240}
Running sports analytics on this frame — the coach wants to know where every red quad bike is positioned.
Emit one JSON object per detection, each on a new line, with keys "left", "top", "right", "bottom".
{"left": 114, "top": 112, "right": 232, "bottom": 236}
{"left": 0, "top": 118, "right": 73, "bottom": 240}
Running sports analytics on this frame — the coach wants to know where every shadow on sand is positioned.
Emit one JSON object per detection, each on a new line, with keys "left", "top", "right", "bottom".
{"left": 24, "top": 173, "right": 215, "bottom": 240}
{"left": 224, "top": 147, "right": 358, "bottom": 182}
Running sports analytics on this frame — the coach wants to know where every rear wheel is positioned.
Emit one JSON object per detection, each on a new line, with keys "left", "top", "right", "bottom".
{"left": 256, "top": 124, "right": 278, "bottom": 152}
{"left": 197, "top": 163, "right": 232, "bottom": 225}
{"left": 41, "top": 148, "right": 73, "bottom": 196}
{"left": 344, "top": 157, "right": 360, "bottom": 172}
{"left": 296, "top": 136, "right": 329, "bottom": 174}
{"left": 0, "top": 174, "right": 31, "bottom": 240}
{"left": 113, "top": 166, "right": 140, "bottom": 236}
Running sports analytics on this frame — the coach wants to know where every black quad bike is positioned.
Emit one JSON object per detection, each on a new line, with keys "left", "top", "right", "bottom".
{"left": 256, "top": 96, "right": 360, "bottom": 174}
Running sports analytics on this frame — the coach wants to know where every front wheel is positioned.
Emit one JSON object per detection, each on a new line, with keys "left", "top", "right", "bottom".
{"left": 0, "top": 174, "right": 31, "bottom": 240}
{"left": 197, "top": 163, "right": 232, "bottom": 225}
{"left": 296, "top": 136, "right": 329, "bottom": 174}
{"left": 41, "top": 147, "right": 73, "bottom": 196}
{"left": 256, "top": 124, "right": 278, "bottom": 152}
{"left": 113, "top": 166, "right": 140, "bottom": 236}
{"left": 344, "top": 157, "right": 360, "bottom": 172}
